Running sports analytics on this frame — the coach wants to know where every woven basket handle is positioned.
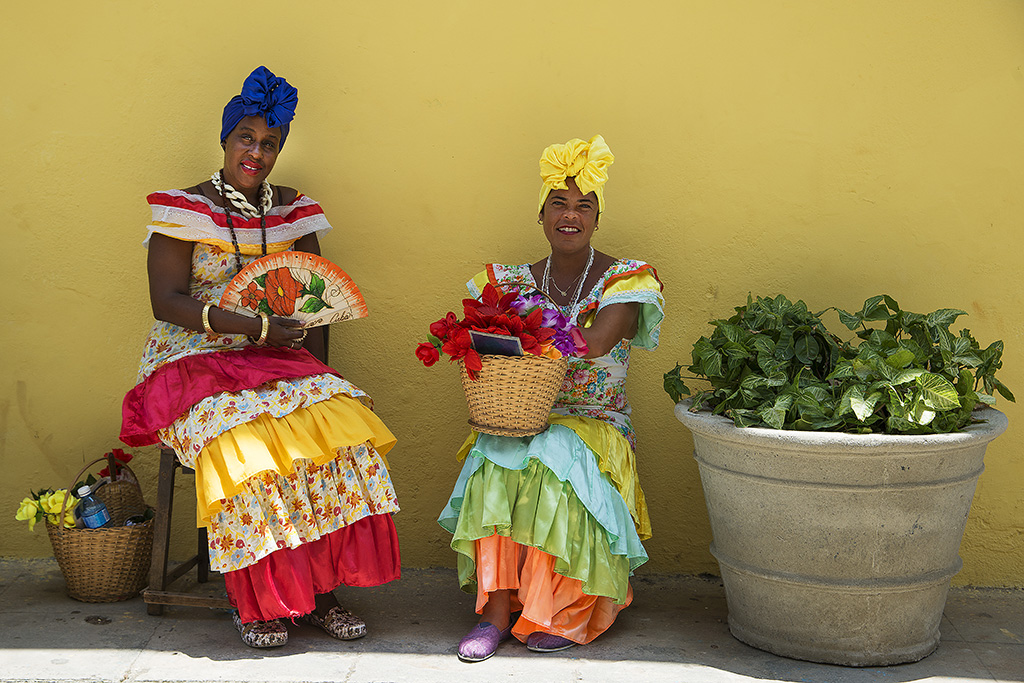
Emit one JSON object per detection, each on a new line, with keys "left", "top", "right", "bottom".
{"left": 58, "top": 455, "right": 139, "bottom": 519}
{"left": 495, "top": 281, "right": 561, "bottom": 309}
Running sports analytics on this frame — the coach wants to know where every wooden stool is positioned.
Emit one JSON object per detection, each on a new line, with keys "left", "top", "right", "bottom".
{"left": 144, "top": 446, "right": 231, "bottom": 614}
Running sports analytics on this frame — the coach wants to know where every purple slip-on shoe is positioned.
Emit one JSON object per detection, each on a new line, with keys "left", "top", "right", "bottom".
{"left": 526, "top": 631, "right": 577, "bottom": 653}
{"left": 457, "top": 620, "right": 515, "bottom": 662}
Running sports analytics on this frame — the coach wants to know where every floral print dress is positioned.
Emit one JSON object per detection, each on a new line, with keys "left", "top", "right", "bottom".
{"left": 124, "top": 191, "right": 400, "bottom": 580}
{"left": 480, "top": 260, "right": 665, "bottom": 450}
{"left": 439, "top": 258, "right": 664, "bottom": 622}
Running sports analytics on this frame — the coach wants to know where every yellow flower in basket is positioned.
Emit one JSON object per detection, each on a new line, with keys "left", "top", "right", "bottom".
{"left": 14, "top": 449, "right": 137, "bottom": 533}
{"left": 40, "top": 490, "right": 66, "bottom": 514}
{"left": 15, "top": 497, "right": 41, "bottom": 531}
{"left": 14, "top": 488, "right": 75, "bottom": 531}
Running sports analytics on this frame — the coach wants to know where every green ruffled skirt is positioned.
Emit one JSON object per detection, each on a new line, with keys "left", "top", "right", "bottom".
{"left": 438, "top": 424, "right": 648, "bottom": 604}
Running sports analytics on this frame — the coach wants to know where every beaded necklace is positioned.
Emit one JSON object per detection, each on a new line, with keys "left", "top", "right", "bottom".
{"left": 215, "top": 174, "right": 268, "bottom": 274}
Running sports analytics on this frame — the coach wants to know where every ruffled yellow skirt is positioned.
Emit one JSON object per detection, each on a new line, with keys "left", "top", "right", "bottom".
{"left": 194, "top": 394, "right": 398, "bottom": 573}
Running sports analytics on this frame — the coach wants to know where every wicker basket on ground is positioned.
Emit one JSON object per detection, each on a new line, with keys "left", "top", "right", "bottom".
{"left": 45, "top": 455, "right": 154, "bottom": 602}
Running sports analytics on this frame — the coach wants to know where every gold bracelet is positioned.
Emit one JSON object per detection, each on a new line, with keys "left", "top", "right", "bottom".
{"left": 255, "top": 312, "right": 270, "bottom": 346}
{"left": 202, "top": 303, "right": 217, "bottom": 335}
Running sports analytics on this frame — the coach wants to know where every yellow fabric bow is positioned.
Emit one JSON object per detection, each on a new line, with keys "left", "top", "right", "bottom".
{"left": 538, "top": 134, "right": 614, "bottom": 213}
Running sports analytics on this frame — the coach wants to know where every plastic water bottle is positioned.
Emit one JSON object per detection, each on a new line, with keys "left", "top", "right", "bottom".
{"left": 76, "top": 485, "right": 112, "bottom": 529}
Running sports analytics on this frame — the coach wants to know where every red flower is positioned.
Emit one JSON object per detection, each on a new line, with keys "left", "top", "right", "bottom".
{"left": 99, "top": 448, "right": 133, "bottom": 478}
{"left": 462, "top": 348, "right": 483, "bottom": 379}
{"left": 441, "top": 327, "right": 472, "bottom": 360}
{"left": 415, "top": 342, "right": 440, "bottom": 367}
{"left": 264, "top": 267, "right": 301, "bottom": 316}
{"left": 416, "top": 282, "right": 574, "bottom": 378}
{"left": 463, "top": 284, "right": 519, "bottom": 319}
{"left": 500, "top": 315, "right": 525, "bottom": 336}
{"left": 429, "top": 312, "right": 461, "bottom": 341}
{"left": 520, "top": 308, "right": 554, "bottom": 354}
{"left": 239, "top": 282, "right": 265, "bottom": 310}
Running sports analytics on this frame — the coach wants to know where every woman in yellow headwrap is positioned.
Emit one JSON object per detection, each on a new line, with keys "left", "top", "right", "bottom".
{"left": 438, "top": 135, "right": 665, "bottom": 661}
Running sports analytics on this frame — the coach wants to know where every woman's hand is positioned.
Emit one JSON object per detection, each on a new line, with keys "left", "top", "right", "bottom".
{"left": 146, "top": 233, "right": 266, "bottom": 335}
{"left": 264, "top": 317, "right": 308, "bottom": 350}
{"left": 147, "top": 233, "right": 305, "bottom": 346}
{"left": 577, "top": 301, "right": 639, "bottom": 359}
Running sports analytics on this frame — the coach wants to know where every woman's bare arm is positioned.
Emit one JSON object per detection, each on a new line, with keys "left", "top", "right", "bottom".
{"left": 147, "top": 233, "right": 304, "bottom": 348}
{"left": 578, "top": 301, "right": 639, "bottom": 358}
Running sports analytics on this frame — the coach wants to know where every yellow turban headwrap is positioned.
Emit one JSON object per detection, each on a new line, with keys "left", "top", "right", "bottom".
{"left": 538, "top": 134, "right": 614, "bottom": 214}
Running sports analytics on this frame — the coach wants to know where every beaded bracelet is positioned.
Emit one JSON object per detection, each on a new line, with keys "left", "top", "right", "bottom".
{"left": 202, "top": 303, "right": 218, "bottom": 335}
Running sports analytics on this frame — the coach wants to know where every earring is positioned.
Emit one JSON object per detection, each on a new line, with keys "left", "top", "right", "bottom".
{"left": 537, "top": 218, "right": 543, "bottom": 225}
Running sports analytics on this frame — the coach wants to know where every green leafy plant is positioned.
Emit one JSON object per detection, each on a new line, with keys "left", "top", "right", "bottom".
{"left": 664, "top": 294, "right": 1014, "bottom": 433}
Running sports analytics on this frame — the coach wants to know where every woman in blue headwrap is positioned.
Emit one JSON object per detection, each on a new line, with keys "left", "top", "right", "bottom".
{"left": 121, "top": 66, "right": 401, "bottom": 648}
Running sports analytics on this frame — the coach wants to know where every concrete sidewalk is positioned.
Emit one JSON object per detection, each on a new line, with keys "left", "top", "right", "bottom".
{"left": 1, "top": 558, "right": 1021, "bottom": 683}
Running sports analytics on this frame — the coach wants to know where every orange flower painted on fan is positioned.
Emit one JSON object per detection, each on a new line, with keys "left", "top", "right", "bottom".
{"left": 239, "top": 282, "right": 266, "bottom": 310}
{"left": 264, "top": 267, "right": 301, "bottom": 315}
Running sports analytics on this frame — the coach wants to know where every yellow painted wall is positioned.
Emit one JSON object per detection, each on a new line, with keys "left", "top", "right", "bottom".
{"left": 3, "top": 1, "right": 1023, "bottom": 586}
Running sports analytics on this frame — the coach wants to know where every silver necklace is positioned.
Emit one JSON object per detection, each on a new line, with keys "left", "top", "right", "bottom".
{"left": 546, "top": 267, "right": 586, "bottom": 297}
{"left": 211, "top": 171, "right": 272, "bottom": 218}
{"left": 543, "top": 246, "right": 594, "bottom": 311}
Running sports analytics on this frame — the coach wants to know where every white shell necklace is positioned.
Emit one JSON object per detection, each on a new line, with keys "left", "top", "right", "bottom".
{"left": 211, "top": 170, "right": 272, "bottom": 219}
{"left": 543, "top": 246, "right": 595, "bottom": 312}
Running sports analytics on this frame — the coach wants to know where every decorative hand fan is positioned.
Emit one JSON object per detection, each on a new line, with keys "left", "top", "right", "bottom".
{"left": 220, "top": 252, "right": 369, "bottom": 328}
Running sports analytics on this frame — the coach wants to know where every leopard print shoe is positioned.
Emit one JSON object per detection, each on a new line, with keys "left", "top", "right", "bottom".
{"left": 303, "top": 606, "right": 367, "bottom": 640}
{"left": 232, "top": 610, "right": 288, "bottom": 648}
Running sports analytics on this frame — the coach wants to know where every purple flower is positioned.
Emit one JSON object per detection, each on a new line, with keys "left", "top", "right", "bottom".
{"left": 551, "top": 330, "right": 577, "bottom": 357}
{"left": 541, "top": 309, "right": 569, "bottom": 330}
{"left": 510, "top": 292, "right": 546, "bottom": 315}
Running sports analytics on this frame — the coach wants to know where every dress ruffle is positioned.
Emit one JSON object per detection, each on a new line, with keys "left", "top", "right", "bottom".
{"left": 439, "top": 424, "right": 648, "bottom": 603}
{"left": 205, "top": 443, "right": 399, "bottom": 572}
{"left": 474, "top": 535, "right": 632, "bottom": 644}
{"left": 452, "top": 417, "right": 651, "bottom": 539}
{"left": 587, "top": 268, "right": 665, "bottom": 351}
{"left": 546, "top": 415, "right": 650, "bottom": 539}
{"left": 120, "top": 346, "right": 338, "bottom": 446}
{"left": 226, "top": 514, "right": 400, "bottom": 623}
{"left": 144, "top": 189, "right": 332, "bottom": 252}
{"left": 194, "top": 394, "right": 398, "bottom": 573}
{"left": 195, "top": 393, "right": 395, "bottom": 521}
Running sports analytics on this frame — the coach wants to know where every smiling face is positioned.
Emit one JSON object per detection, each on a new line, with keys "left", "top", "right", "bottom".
{"left": 221, "top": 115, "right": 281, "bottom": 203}
{"left": 540, "top": 177, "right": 600, "bottom": 256}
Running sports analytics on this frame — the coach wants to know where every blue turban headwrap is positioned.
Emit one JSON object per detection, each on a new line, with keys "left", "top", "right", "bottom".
{"left": 220, "top": 66, "right": 298, "bottom": 149}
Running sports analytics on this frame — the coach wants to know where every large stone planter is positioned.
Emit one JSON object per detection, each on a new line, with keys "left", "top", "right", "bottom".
{"left": 675, "top": 402, "right": 1007, "bottom": 666}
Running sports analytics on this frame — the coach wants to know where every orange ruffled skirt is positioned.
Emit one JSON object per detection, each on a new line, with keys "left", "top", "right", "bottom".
{"left": 439, "top": 421, "right": 650, "bottom": 645}
{"left": 475, "top": 534, "right": 631, "bottom": 645}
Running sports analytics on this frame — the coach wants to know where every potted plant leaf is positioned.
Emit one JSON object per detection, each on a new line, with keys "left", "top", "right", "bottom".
{"left": 666, "top": 294, "right": 1012, "bottom": 666}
